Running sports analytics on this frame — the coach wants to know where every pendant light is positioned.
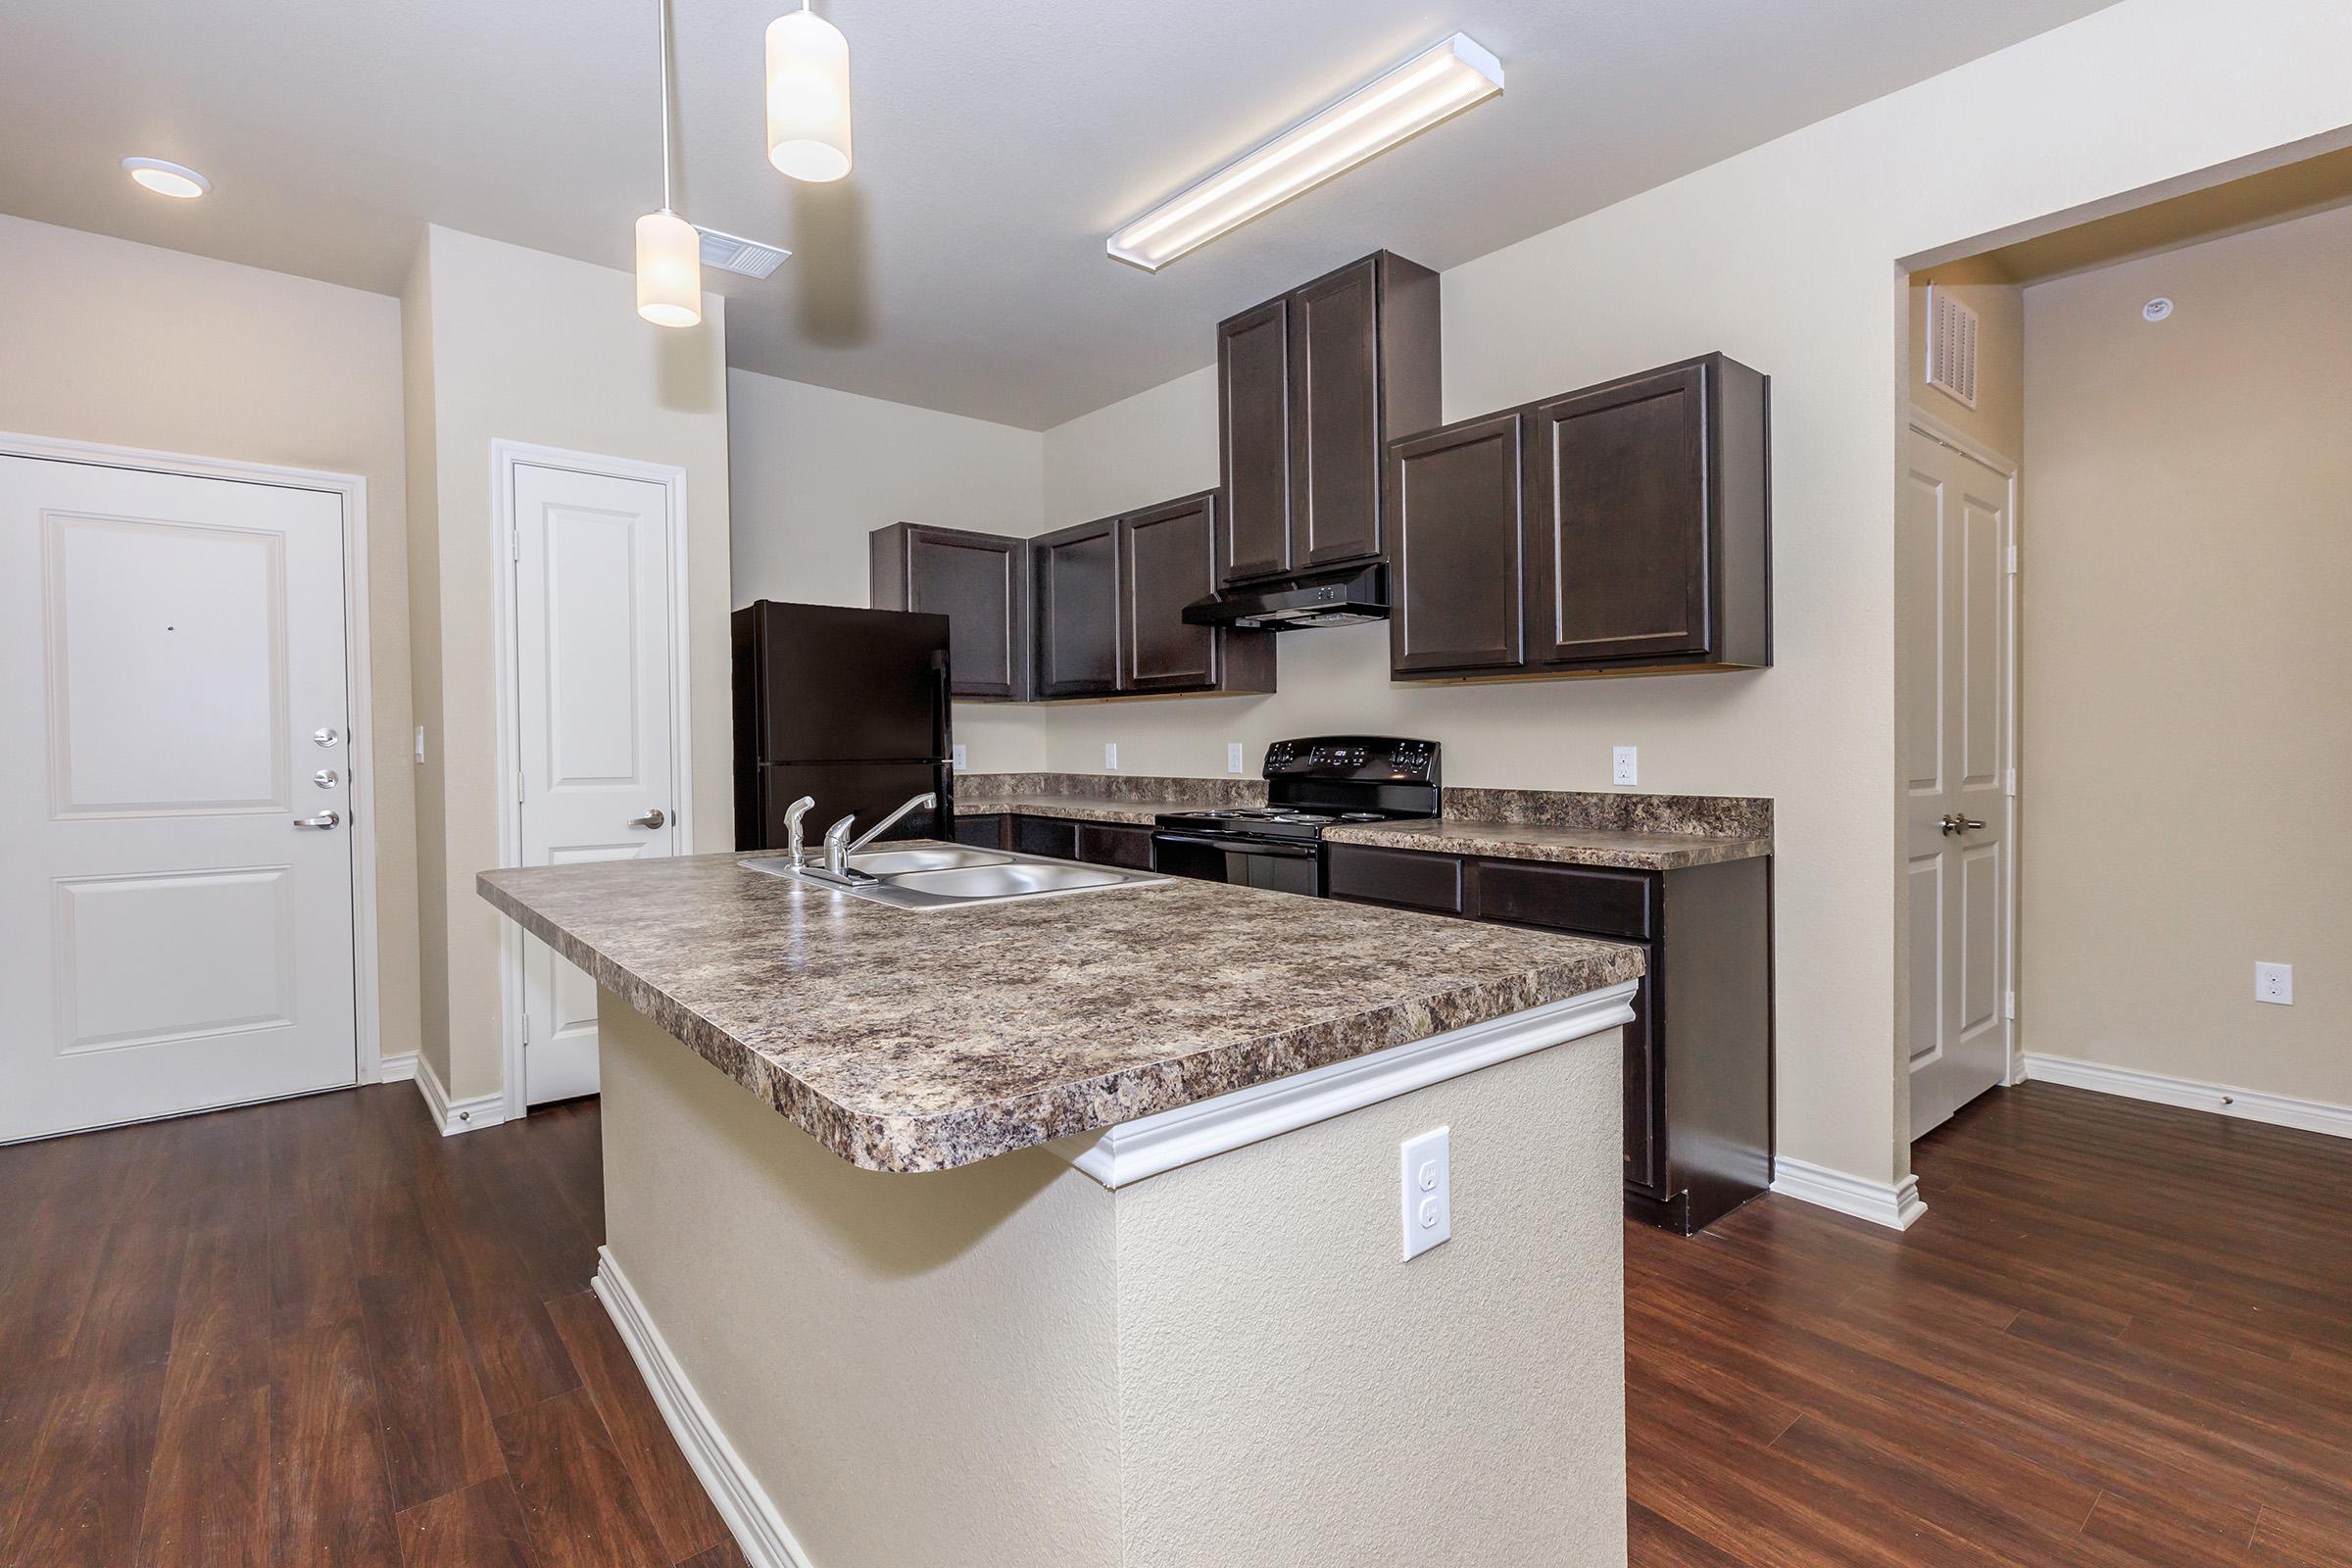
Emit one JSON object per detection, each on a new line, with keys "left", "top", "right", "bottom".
{"left": 636, "top": 0, "right": 702, "bottom": 327}
{"left": 765, "top": 1, "right": 852, "bottom": 182}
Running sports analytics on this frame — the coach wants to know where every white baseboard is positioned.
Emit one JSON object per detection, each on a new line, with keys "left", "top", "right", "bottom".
{"left": 2021, "top": 1054, "right": 2352, "bottom": 1142}
{"left": 377, "top": 1051, "right": 418, "bottom": 1084}
{"left": 414, "top": 1053, "right": 507, "bottom": 1138}
{"left": 594, "top": 1248, "right": 814, "bottom": 1568}
{"left": 1770, "top": 1156, "right": 1927, "bottom": 1231}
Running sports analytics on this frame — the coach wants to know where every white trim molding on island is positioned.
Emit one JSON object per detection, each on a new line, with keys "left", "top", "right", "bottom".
{"left": 1056, "top": 981, "right": 1640, "bottom": 1188}
{"left": 2023, "top": 1054, "right": 2352, "bottom": 1142}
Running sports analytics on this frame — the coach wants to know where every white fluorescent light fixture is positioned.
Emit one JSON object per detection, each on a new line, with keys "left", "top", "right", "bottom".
{"left": 1107, "top": 33, "right": 1503, "bottom": 271}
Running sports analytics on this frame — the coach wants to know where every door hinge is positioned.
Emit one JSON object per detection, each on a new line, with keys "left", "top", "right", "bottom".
{"left": 515, "top": 769, "right": 525, "bottom": 804}
{"left": 520, "top": 1013, "right": 530, "bottom": 1046}
{"left": 2004, "top": 767, "right": 2018, "bottom": 798}
{"left": 510, "top": 530, "right": 520, "bottom": 562}
{"left": 2004, "top": 991, "right": 2016, "bottom": 1021}
{"left": 2006, "top": 545, "right": 2018, "bottom": 575}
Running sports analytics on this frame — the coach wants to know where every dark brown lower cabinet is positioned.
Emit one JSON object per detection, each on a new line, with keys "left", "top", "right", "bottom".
{"left": 1074, "top": 821, "right": 1155, "bottom": 870}
{"left": 951, "top": 812, "right": 1012, "bottom": 850}
{"left": 1323, "top": 841, "right": 1773, "bottom": 1234}
{"left": 957, "top": 813, "right": 1156, "bottom": 869}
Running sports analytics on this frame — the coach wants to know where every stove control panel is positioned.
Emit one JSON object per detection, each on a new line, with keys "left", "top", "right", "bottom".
{"left": 1263, "top": 736, "right": 1441, "bottom": 784}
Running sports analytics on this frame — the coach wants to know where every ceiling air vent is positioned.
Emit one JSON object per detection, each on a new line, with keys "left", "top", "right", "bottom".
{"left": 697, "top": 227, "right": 792, "bottom": 279}
{"left": 1926, "top": 285, "right": 1979, "bottom": 410}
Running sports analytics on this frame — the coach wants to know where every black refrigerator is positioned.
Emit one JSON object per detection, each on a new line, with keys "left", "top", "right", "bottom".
{"left": 732, "top": 601, "right": 956, "bottom": 851}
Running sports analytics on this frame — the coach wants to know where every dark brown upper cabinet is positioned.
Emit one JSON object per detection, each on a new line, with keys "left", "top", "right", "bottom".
{"left": 1216, "top": 252, "right": 1441, "bottom": 588}
{"left": 1034, "top": 492, "right": 1275, "bottom": 702}
{"left": 1388, "top": 352, "right": 1771, "bottom": 682}
{"left": 1389, "top": 411, "right": 1525, "bottom": 676}
{"left": 869, "top": 522, "right": 1029, "bottom": 701}
{"left": 1032, "top": 515, "right": 1122, "bottom": 699}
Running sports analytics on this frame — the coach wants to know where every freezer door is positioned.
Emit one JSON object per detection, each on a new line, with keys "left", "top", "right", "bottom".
{"left": 740, "top": 601, "right": 951, "bottom": 764}
{"left": 747, "top": 761, "right": 952, "bottom": 852}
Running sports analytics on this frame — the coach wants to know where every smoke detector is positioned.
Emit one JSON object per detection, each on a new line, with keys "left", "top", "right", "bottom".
{"left": 697, "top": 226, "right": 792, "bottom": 279}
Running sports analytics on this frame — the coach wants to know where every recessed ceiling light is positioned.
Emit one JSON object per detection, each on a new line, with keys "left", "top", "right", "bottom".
{"left": 1107, "top": 33, "right": 1504, "bottom": 271}
{"left": 122, "top": 157, "right": 211, "bottom": 199}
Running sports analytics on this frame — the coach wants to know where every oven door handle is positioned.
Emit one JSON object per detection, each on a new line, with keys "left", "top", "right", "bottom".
{"left": 1151, "top": 832, "right": 1321, "bottom": 858}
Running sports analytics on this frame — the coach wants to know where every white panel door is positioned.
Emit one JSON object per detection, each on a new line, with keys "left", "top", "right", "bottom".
{"left": 0, "top": 456, "right": 356, "bottom": 1142}
{"left": 1903, "top": 423, "right": 2013, "bottom": 1139}
{"left": 512, "top": 462, "right": 679, "bottom": 1105}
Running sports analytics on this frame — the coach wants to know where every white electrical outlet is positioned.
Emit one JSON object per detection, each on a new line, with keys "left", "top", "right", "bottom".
{"left": 1399, "top": 1126, "right": 1452, "bottom": 1261}
{"left": 1103, "top": 742, "right": 1120, "bottom": 771}
{"left": 2256, "top": 962, "right": 2294, "bottom": 1005}
{"left": 1227, "top": 742, "right": 1246, "bottom": 775}
{"left": 951, "top": 743, "right": 968, "bottom": 771}
{"left": 1612, "top": 746, "right": 1639, "bottom": 787}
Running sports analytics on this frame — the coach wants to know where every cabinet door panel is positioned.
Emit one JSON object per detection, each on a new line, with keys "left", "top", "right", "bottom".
{"left": 1121, "top": 494, "right": 1220, "bottom": 692}
{"left": 1526, "top": 364, "right": 1711, "bottom": 665}
{"left": 1389, "top": 412, "right": 1525, "bottom": 674}
{"left": 1218, "top": 298, "right": 1295, "bottom": 583}
{"left": 1075, "top": 822, "right": 1155, "bottom": 870}
{"left": 1473, "top": 859, "right": 1654, "bottom": 941}
{"left": 872, "top": 524, "right": 1026, "bottom": 700}
{"left": 1323, "top": 843, "right": 1463, "bottom": 913}
{"left": 1010, "top": 815, "right": 1077, "bottom": 859}
{"left": 1034, "top": 519, "right": 1121, "bottom": 698}
{"left": 1622, "top": 965, "right": 1664, "bottom": 1195}
{"left": 1295, "top": 256, "right": 1382, "bottom": 568}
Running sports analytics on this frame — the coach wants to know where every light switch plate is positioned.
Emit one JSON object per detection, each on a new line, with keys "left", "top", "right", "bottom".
{"left": 2256, "top": 961, "right": 2293, "bottom": 1004}
{"left": 951, "top": 743, "right": 968, "bottom": 771}
{"left": 1227, "top": 742, "right": 1246, "bottom": 775}
{"left": 1103, "top": 742, "right": 1120, "bottom": 771}
{"left": 1612, "top": 746, "right": 1639, "bottom": 786}
{"left": 1399, "top": 1126, "right": 1452, "bottom": 1261}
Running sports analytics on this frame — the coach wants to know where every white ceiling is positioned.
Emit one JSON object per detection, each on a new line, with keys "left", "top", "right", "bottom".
{"left": 1, "top": 0, "right": 2117, "bottom": 428}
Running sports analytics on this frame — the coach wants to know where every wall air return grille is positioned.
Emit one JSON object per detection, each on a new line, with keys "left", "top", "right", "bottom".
{"left": 1926, "top": 285, "right": 1980, "bottom": 410}
{"left": 697, "top": 227, "right": 792, "bottom": 279}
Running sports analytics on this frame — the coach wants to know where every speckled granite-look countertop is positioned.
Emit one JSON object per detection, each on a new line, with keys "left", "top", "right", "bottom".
{"left": 477, "top": 850, "right": 1642, "bottom": 1174}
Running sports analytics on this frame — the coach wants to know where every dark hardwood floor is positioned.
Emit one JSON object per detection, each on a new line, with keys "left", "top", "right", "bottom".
{"left": 1629, "top": 1081, "right": 2352, "bottom": 1566}
{"left": 0, "top": 1084, "right": 743, "bottom": 1568}
{"left": 6, "top": 1075, "right": 2350, "bottom": 1565}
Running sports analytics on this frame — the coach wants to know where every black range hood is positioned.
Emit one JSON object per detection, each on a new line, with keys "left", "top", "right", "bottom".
{"left": 1181, "top": 563, "right": 1388, "bottom": 630}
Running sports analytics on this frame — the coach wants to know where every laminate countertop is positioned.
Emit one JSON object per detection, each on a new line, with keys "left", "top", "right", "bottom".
{"left": 958, "top": 794, "right": 1771, "bottom": 871}
{"left": 477, "top": 849, "right": 1642, "bottom": 1175}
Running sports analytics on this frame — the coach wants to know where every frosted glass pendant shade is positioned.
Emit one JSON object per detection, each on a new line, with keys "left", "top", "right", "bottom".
{"left": 766, "top": 9, "right": 853, "bottom": 182}
{"left": 636, "top": 209, "right": 703, "bottom": 327}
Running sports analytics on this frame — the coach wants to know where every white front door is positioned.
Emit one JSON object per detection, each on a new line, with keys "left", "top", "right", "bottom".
{"left": 1902, "top": 420, "right": 2014, "bottom": 1138}
{"left": 0, "top": 456, "right": 357, "bottom": 1142}
{"left": 511, "top": 460, "right": 682, "bottom": 1105}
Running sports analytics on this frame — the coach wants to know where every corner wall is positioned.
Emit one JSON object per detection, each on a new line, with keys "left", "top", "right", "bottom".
{"left": 406, "top": 226, "right": 735, "bottom": 1103}
{"left": 2021, "top": 202, "right": 2352, "bottom": 1109}
{"left": 1030, "top": 0, "right": 2352, "bottom": 1188}
{"left": 0, "top": 214, "right": 422, "bottom": 1081}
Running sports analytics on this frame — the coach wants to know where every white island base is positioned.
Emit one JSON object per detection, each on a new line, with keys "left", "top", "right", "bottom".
{"left": 590, "top": 981, "right": 1635, "bottom": 1568}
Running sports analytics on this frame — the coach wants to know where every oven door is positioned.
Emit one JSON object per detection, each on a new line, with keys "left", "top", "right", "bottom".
{"left": 1151, "top": 832, "right": 1322, "bottom": 898}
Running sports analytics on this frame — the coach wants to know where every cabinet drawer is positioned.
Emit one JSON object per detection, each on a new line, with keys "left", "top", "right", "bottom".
{"left": 1076, "top": 821, "right": 1155, "bottom": 870}
{"left": 1010, "top": 815, "right": 1078, "bottom": 860}
{"left": 1473, "top": 860, "right": 1653, "bottom": 941}
{"left": 950, "top": 813, "right": 1010, "bottom": 850}
{"left": 1323, "top": 843, "right": 1462, "bottom": 914}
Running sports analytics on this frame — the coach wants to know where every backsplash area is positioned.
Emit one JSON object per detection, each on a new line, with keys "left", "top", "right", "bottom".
{"left": 953, "top": 772, "right": 1266, "bottom": 808}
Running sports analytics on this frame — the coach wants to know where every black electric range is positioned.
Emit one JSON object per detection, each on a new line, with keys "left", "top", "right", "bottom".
{"left": 1152, "top": 736, "right": 1440, "bottom": 897}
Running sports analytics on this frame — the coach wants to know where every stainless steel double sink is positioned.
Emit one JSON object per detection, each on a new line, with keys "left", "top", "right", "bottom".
{"left": 739, "top": 844, "right": 1168, "bottom": 911}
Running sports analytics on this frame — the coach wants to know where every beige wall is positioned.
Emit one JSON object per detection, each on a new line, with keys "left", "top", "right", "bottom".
{"left": 726, "top": 367, "right": 1048, "bottom": 772}
{"left": 1016, "top": 0, "right": 2352, "bottom": 1187}
{"left": 0, "top": 215, "right": 421, "bottom": 1075}
{"left": 405, "top": 225, "right": 734, "bottom": 1102}
{"left": 1908, "top": 258, "right": 2026, "bottom": 463}
{"left": 2022, "top": 202, "right": 2352, "bottom": 1107}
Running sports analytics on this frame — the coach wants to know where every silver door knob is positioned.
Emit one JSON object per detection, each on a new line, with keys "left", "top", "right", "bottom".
{"left": 313, "top": 727, "right": 341, "bottom": 747}
{"left": 313, "top": 768, "right": 340, "bottom": 789}
{"left": 1938, "top": 813, "right": 1987, "bottom": 835}
{"left": 628, "top": 808, "right": 667, "bottom": 829}
{"left": 295, "top": 810, "right": 341, "bottom": 829}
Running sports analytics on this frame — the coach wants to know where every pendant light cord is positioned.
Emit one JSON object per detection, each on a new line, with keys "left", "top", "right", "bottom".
{"left": 657, "top": 0, "right": 676, "bottom": 214}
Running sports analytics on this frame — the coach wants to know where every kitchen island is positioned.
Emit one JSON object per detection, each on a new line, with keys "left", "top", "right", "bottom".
{"left": 479, "top": 849, "right": 1642, "bottom": 1568}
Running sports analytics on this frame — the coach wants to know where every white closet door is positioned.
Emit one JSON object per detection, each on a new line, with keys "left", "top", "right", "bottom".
{"left": 0, "top": 456, "right": 357, "bottom": 1143}
{"left": 512, "top": 461, "right": 680, "bottom": 1105}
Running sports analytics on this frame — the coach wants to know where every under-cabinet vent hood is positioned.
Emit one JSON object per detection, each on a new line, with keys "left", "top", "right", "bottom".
{"left": 1182, "top": 563, "right": 1388, "bottom": 630}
